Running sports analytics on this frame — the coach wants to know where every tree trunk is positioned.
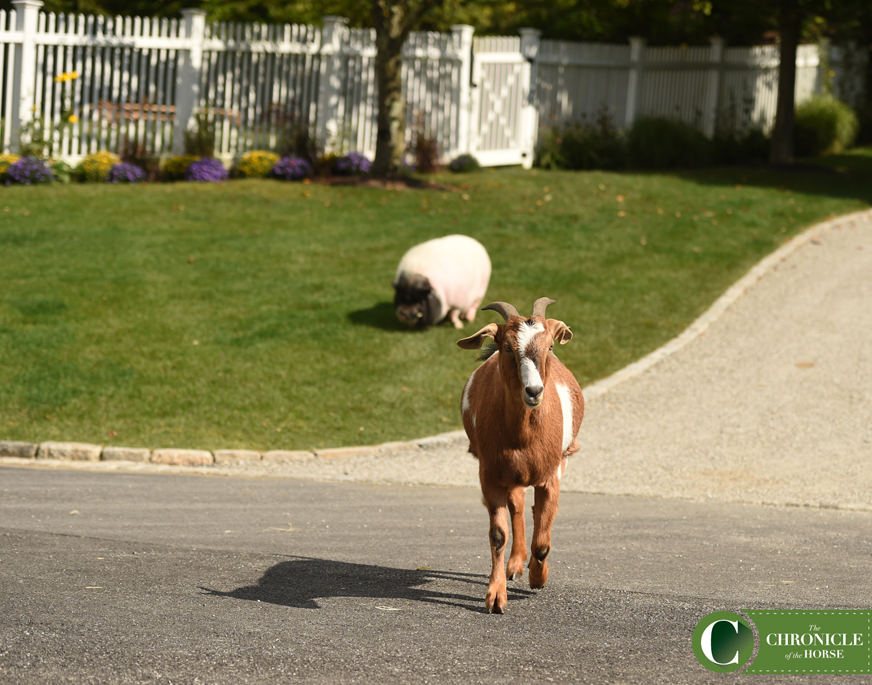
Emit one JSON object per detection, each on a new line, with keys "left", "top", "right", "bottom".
{"left": 371, "top": 1, "right": 408, "bottom": 177}
{"left": 769, "top": 3, "right": 803, "bottom": 165}
{"left": 372, "top": 38, "right": 405, "bottom": 176}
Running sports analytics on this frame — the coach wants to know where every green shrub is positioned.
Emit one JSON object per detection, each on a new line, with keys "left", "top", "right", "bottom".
{"left": 161, "top": 155, "right": 200, "bottom": 181}
{"left": 235, "top": 150, "right": 280, "bottom": 178}
{"left": 77, "top": 151, "right": 121, "bottom": 182}
{"left": 448, "top": 153, "right": 481, "bottom": 173}
{"left": 713, "top": 128, "right": 770, "bottom": 166}
{"left": 794, "top": 96, "right": 859, "bottom": 156}
{"left": 51, "top": 160, "right": 73, "bottom": 184}
{"left": 536, "top": 111, "right": 627, "bottom": 171}
{"left": 628, "top": 117, "right": 712, "bottom": 169}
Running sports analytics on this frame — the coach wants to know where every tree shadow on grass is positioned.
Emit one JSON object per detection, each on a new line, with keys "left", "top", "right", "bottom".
{"left": 673, "top": 152, "right": 872, "bottom": 204}
{"left": 200, "top": 556, "right": 533, "bottom": 613}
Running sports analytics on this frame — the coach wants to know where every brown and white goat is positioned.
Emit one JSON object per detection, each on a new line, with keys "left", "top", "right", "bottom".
{"left": 457, "top": 297, "right": 584, "bottom": 613}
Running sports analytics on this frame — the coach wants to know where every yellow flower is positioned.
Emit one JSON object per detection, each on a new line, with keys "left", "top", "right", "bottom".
{"left": 68, "top": 114, "right": 79, "bottom": 123}
{"left": 70, "top": 71, "right": 79, "bottom": 79}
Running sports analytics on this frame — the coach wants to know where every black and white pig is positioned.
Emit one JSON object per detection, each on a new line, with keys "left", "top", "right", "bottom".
{"left": 392, "top": 234, "right": 491, "bottom": 329}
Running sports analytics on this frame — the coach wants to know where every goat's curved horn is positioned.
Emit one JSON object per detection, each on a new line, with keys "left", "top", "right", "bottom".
{"left": 481, "top": 301, "right": 520, "bottom": 321}
{"left": 532, "top": 297, "right": 556, "bottom": 318}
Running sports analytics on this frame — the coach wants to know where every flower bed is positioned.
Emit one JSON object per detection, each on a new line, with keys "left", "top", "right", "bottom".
{"left": 271, "top": 156, "right": 311, "bottom": 181}
{"left": 5, "top": 157, "right": 54, "bottom": 185}
{"left": 185, "top": 157, "right": 228, "bottom": 183}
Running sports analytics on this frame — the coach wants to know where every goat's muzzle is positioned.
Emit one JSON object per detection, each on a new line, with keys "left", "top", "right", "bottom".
{"left": 523, "top": 384, "right": 544, "bottom": 408}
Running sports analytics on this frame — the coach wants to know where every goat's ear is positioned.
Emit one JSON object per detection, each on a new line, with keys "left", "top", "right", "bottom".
{"left": 456, "top": 323, "right": 500, "bottom": 349}
{"left": 546, "top": 319, "right": 573, "bottom": 345}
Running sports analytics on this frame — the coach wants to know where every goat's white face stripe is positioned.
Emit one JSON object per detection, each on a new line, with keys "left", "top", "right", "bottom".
{"left": 520, "top": 357, "right": 542, "bottom": 394}
{"left": 516, "top": 322, "right": 545, "bottom": 357}
{"left": 517, "top": 321, "right": 545, "bottom": 396}
{"left": 556, "top": 383, "right": 573, "bottom": 452}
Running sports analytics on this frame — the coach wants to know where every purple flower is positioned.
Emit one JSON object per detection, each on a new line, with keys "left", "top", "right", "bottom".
{"left": 185, "top": 158, "right": 228, "bottom": 183}
{"left": 5, "top": 156, "right": 54, "bottom": 185}
{"left": 333, "top": 152, "right": 371, "bottom": 176}
{"left": 107, "top": 162, "right": 147, "bottom": 184}
{"left": 271, "top": 156, "right": 311, "bottom": 181}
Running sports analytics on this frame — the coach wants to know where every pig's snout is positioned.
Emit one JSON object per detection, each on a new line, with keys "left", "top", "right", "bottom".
{"left": 396, "top": 306, "right": 424, "bottom": 326}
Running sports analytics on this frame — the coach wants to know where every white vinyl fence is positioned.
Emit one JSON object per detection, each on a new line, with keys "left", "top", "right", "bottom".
{"left": 0, "top": 0, "right": 864, "bottom": 167}
{"left": 536, "top": 37, "right": 826, "bottom": 138}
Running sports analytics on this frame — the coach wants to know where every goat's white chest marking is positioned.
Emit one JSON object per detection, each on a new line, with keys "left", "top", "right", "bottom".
{"left": 556, "top": 383, "right": 573, "bottom": 452}
{"left": 462, "top": 367, "right": 477, "bottom": 416}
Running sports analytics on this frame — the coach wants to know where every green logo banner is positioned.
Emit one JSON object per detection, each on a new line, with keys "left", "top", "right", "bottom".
{"left": 693, "top": 610, "right": 872, "bottom": 674}
{"left": 744, "top": 611, "right": 870, "bottom": 674}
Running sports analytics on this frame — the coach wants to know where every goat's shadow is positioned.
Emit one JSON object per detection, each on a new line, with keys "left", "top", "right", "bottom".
{"left": 200, "top": 556, "right": 533, "bottom": 613}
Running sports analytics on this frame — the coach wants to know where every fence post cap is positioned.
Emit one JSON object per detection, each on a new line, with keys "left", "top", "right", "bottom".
{"left": 179, "top": 8, "right": 207, "bottom": 18}
{"left": 10, "top": 0, "right": 43, "bottom": 8}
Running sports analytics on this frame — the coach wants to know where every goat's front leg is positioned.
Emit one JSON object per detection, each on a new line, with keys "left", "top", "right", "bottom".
{"left": 529, "top": 478, "right": 560, "bottom": 589}
{"left": 481, "top": 481, "right": 509, "bottom": 613}
{"left": 505, "top": 486, "right": 527, "bottom": 581}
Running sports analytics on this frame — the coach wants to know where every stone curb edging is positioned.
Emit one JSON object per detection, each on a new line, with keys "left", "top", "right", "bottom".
{"left": 2, "top": 208, "right": 869, "bottom": 469}
{"left": 0, "top": 433, "right": 465, "bottom": 468}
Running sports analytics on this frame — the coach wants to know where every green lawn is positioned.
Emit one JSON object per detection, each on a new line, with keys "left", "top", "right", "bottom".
{"left": 1, "top": 153, "right": 870, "bottom": 451}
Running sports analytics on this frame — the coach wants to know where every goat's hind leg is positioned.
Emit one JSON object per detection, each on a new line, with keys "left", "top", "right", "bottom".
{"left": 505, "top": 486, "right": 527, "bottom": 581}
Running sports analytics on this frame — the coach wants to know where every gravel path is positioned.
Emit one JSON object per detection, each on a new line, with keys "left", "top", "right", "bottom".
{"left": 565, "top": 211, "right": 872, "bottom": 510}
{"left": 9, "top": 211, "right": 871, "bottom": 511}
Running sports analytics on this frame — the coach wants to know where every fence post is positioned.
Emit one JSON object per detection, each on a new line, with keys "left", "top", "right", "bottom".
{"left": 171, "top": 9, "right": 207, "bottom": 156}
{"left": 316, "top": 16, "right": 348, "bottom": 154}
{"left": 624, "top": 36, "right": 646, "bottom": 130}
{"left": 10, "top": 0, "right": 42, "bottom": 154}
{"left": 703, "top": 36, "right": 725, "bottom": 138}
{"left": 451, "top": 24, "right": 474, "bottom": 157}
{"left": 518, "top": 28, "right": 541, "bottom": 169}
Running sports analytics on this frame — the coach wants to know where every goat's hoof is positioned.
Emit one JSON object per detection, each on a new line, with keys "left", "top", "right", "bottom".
{"left": 506, "top": 560, "right": 525, "bottom": 581}
{"left": 528, "top": 560, "right": 549, "bottom": 589}
{"left": 485, "top": 588, "right": 507, "bottom": 614}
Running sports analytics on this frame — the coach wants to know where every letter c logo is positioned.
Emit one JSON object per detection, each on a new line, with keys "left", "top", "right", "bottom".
{"left": 693, "top": 611, "right": 755, "bottom": 673}
{"left": 701, "top": 620, "right": 740, "bottom": 665}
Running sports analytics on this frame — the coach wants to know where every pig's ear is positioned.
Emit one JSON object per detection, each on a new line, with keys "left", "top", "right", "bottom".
{"left": 457, "top": 323, "right": 500, "bottom": 349}
{"left": 546, "top": 319, "right": 573, "bottom": 345}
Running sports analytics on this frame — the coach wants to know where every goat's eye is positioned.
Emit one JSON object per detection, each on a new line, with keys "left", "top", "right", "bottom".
{"left": 504, "top": 344, "right": 513, "bottom": 355}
